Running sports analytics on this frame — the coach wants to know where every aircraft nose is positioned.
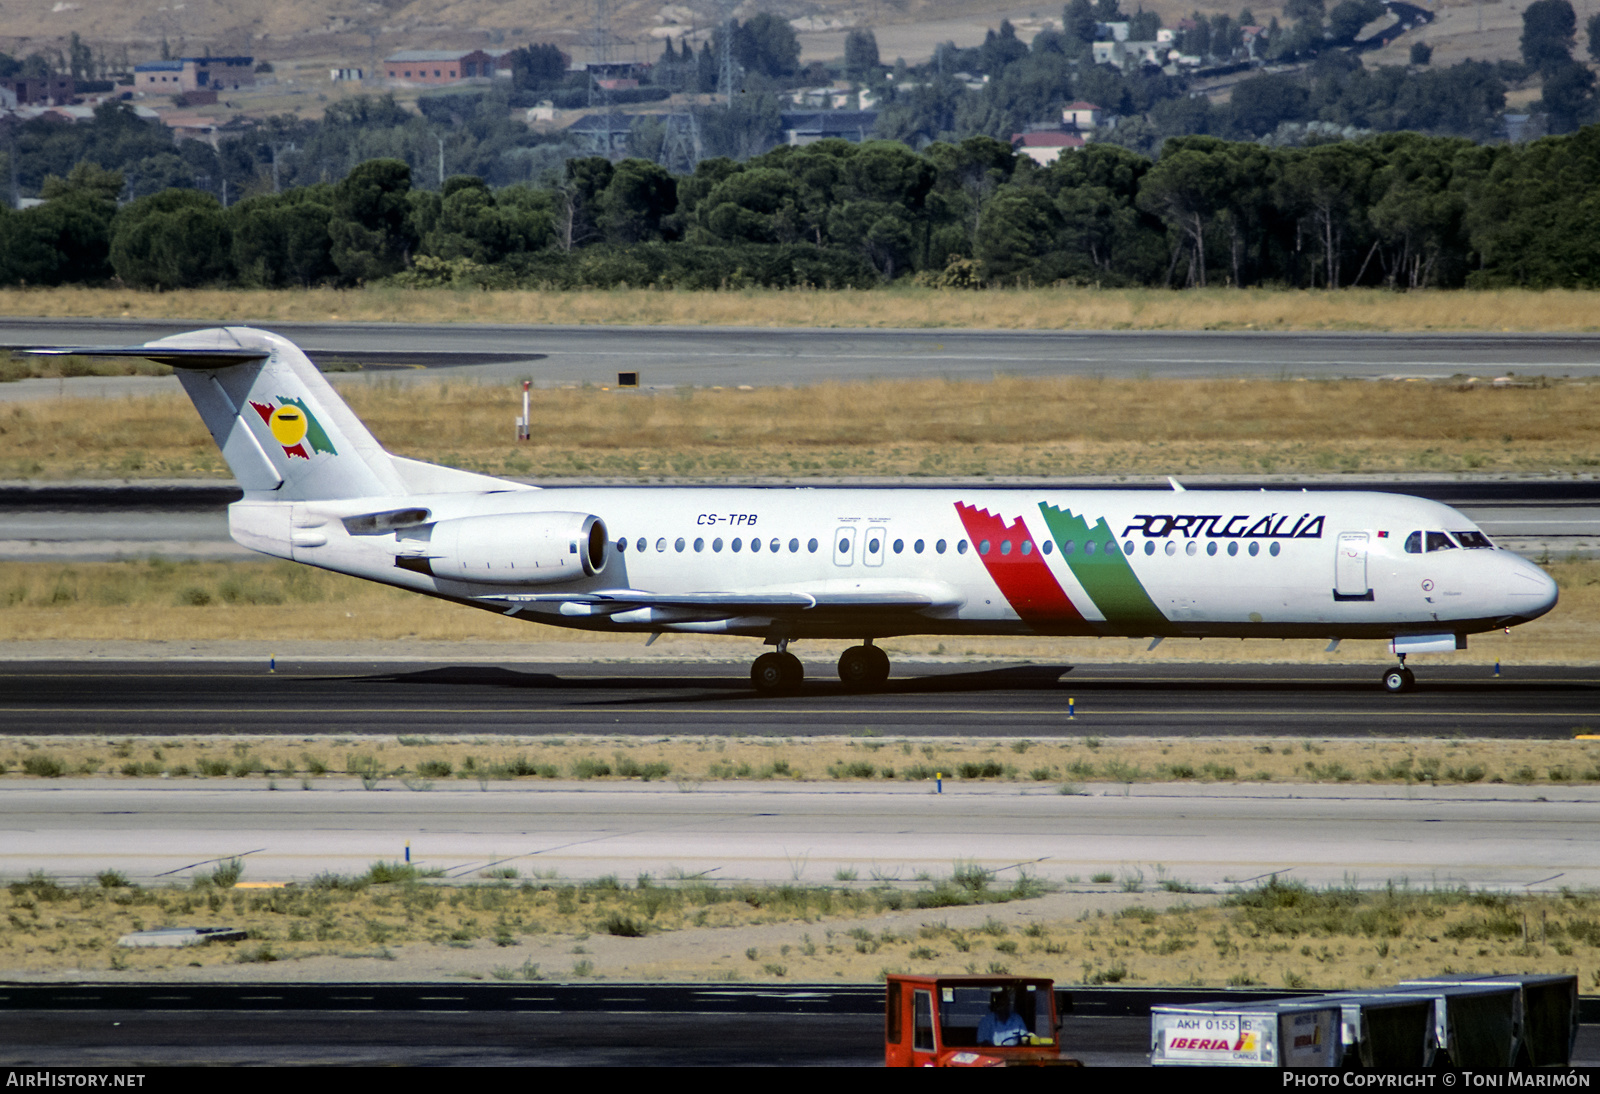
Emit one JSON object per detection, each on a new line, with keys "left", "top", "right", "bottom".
{"left": 1502, "top": 555, "right": 1558, "bottom": 621}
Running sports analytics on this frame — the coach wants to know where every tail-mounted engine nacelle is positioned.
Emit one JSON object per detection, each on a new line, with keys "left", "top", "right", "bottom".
{"left": 427, "top": 512, "right": 608, "bottom": 584}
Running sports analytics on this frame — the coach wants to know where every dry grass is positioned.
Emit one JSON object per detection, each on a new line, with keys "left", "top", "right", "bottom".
{"left": 6, "top": 285, "right": 1600, "bottom": 332}
{"left": 6, "top": 732, "right": 1599, "bottom": 787}
{"left": 0, "top": 557, "right": 1595, "bottom": 663}
{"left": 6, "top": 373, "right": 1600, "bottom": 480}
{"left": 5, "top": 865, "right": 1597, "bottom": 990}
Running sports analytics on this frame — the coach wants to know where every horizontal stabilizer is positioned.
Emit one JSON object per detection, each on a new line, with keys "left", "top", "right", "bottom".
{"left": 27, "top": 345, "right": 269, "bottom": 369}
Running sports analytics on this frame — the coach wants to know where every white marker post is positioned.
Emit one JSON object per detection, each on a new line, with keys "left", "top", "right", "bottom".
{"left": 516, "top": 380, "right": 530, "bottom": 442}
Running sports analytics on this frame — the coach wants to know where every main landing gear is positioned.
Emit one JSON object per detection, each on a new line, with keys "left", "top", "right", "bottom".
{"left": 748, "top": 640, "right": 894, "bottom": 695}
{"left": 751, "top": 644, "right": 804, "bottom": 695}
{"left": 1382, "top": 654, "right": 1417, "bottom": 694}
{"left": 837, "top": 641, "right": 891, "bottom": 690}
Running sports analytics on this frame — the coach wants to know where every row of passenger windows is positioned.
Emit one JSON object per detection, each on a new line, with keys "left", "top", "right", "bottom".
{"left": 615, "top": 534, "right": 1284, "bottom": 558}
{"left": 1405, "top": 530, "right": 1494, "bottom": 553}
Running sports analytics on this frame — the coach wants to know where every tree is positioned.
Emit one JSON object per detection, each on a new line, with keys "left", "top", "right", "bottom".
{"left": 1589, "top": 12, "right": 1600, "bottom": 62}
{"left": 1536, "top": 58, "right": 1597, "bottom": 133}
{"left": 110, "top": 189, "right": 233, "bottom": 288}
{"left": 1326, "top": 0, "right": 1384, "bottom": 44}
{"left": 1410, "top": 41, "right": 1433, "bottom": 66}
{"left": 508, "top": 44, "right": 570, "bottom": 91}
{"left": 845, "top": 29, "right": 880, "bottom": 80}
{"left": 1521, "top": 0, "right": 1577, "bottom": 71}
{"left": 732, "top": 13, "right": 801, "bottom": 79}
{"left": 328, "top": 158, "right": 415, "bottom": 282}
{"left": 597, "top": 159, "right": 678, "bottom": 244}
{"left": 1063, "top": 0, "right": 1097, "bottom": 56}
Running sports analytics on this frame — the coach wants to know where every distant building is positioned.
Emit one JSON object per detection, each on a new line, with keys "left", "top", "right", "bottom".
{"left": 0, "top": 74, "right": 76, "bottom": 106}
{"left": 134, "top": 57, "right": 254, "bottom": 94}
{"left": 1092, "top": 40, "right": 1164, "bottom": 68}
{"left": 330, "top": 67, "right": 365, "bottom": 82}
{"left": 1010, "top": 130, "right": 1085, "bottom": 165}
{"left": 384, "top": 50, "right": 508, "bottom": 86}
{"left": 780, "top": 110, "right": 877, "bottom": 145}
{"left": 1062, "top": 101, "right": 1102, "bottom": 130}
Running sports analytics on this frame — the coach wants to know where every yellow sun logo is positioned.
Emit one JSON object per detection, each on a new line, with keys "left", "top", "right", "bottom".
{"left": 269, "top": 405, "right": 309, "bottom": 446}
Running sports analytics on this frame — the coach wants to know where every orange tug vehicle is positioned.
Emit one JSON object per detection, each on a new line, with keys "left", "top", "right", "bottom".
{"left": 885, "top": 974, "right": 1084, "bottom": 1067}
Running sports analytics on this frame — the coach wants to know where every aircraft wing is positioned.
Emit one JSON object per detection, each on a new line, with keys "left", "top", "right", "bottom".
{"left": 481, "top": 588, "right": 961, "bottom": 615}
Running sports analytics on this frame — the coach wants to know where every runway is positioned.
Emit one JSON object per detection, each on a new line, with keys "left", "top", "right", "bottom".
{"left": 4, "top": 774, "right": 1597, "bottom": 888}
{"left": 1, "top": 660, "right": 1594, "bottom": 737}
{"left": 4, "top": 320, "right": 1600, "bottom": 401}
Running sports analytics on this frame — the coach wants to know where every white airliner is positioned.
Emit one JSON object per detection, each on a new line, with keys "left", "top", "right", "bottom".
{"left": 38, "top": 327, "right": 1558, "bottom": 694}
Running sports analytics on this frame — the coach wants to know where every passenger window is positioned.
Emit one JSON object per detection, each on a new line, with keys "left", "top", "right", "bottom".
{"left": 1021, "top": 540, "right": 1032, "bottom": 555}
{"left": 637, "top": 538, "right": 647, "bottom": 553}
{"left": 807, "top": 538, "right": 818, "bottom": 553}
{"left": 893, "top": 539, "right": 904, "bottom": 554}
{"left": 617, "top": 538, "right": 627, "bottom": 552}
{"left": 1227, "top": 542, "right": 1238, "bottom": 556}
{"left": 674, "top": 537, "right": 685, "bottom": 552}
{"left": 936, "top": 539, "right": 947, "bottom": 554}
{"left": 1121, "top": 541, "right": 1133, "bottom": 555}
{"left": 1165, "top": 541, "right": 1177, "bottom": 556}
{"left": 1041, "top": 540, "right": 1052, "bottom": 554}
{"left": 957, "top": 540, "right": 968, "bottom": 554}
{"left": 1405, "top": 531, "right": 1423, "bottom": 554}
{"left": 732, "top": 538, "right": 742, "bottom": 552}
{"left": 1206, "top": 541, "right": 1217, "bottom": 556}
{"left": 788, "top": 538, "right": 799, "bottom": 553}
{"left": 713, "top": 538, "right": 724, "bottom": 552}
{"left": 1063, "top": 540, "right": 1075, "bottom": 555}
{"left": 1426, "top": 531, "right": 1457, "bottom": 552}
{"left": 914, "top": 539, "right": 925, "bottom": 554}
{"left": 694, "top": 537, "right": 705, "bottom": 552}
{"left": 750, "top": 538, "right": 760, "bottom": 553}
{"left": 770, "top": 538, "right": 780, "bottom": 552}
{"left": 979, "top": 540, "right": 991, "bottom": 555}
{"left": 1185, "top": 541, "right": 1197, "bottom": 556}
{"left": 1248, "top": 541, "right": 1260, "bottom": 556}
{"left": 1083, "top": 541, "right": 1096, "bottom": 556}
{"left": 1269, "top": 542, "right": 1280, "bottom": 556}
{"left": 1144, "top": 541, "right": 1155, "bottom": 555}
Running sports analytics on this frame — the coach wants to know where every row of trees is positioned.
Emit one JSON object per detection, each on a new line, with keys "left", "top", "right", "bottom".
{"left": 6, "top": 125, "right": 1600, "bottom": 291}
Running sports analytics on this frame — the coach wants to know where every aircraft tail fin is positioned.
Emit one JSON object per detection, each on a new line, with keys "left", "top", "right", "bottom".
{"left": 39, "top": 327, "right": 415, "bottom": 500}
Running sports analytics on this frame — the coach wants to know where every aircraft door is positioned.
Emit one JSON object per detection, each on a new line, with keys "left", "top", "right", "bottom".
{"left": 833, "top": 526, "right": 857, "bottom": 566}
{"left": 863, "top": 524, "right": 887, "bottom": 567}
{"left": 1335, "top": 532, "right": 1371, "bottom": 600}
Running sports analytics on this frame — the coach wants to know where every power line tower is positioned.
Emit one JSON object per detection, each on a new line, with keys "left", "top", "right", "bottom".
{"left": 718, "top": 2, "right": 738, "bottom": 104}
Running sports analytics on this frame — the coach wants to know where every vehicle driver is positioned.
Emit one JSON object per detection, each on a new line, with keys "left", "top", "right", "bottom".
{"left": 976, "top": 990, "right": 1030, "bottom": 1046}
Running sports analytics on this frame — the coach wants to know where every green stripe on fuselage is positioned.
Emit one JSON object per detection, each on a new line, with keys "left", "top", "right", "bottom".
{"left": 1038, "top": 504, "right": 1167, "bottom": 628}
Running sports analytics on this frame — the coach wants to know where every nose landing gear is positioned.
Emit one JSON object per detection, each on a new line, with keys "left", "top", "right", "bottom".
{"left": 1382, "top": 654, "right": 1416, "bottom": 693}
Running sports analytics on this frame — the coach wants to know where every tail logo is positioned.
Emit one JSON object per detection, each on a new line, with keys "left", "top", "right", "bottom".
{"left": 250, "top": 397, "right": 337, "bottom": 461}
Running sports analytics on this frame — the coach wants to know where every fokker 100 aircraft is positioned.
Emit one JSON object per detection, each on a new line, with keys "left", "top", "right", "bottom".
{"left": 37, "top": 327, "right": 1558, "bottom": 694}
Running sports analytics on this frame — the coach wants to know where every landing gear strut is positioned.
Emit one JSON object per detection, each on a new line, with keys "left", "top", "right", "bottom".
{"left": 751, "top": 639, "right": 803, "bottom": 695}
{"left": 1382, "top": 654, "right": 1416, "bottom": 694}
{"left": 838, "top": 641, "right": 891, "bottom": 690}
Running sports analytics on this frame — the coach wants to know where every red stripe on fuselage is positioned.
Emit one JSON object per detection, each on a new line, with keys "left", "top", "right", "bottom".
{"left": 955, "top": 503, "right": 1084, "bottom": 623}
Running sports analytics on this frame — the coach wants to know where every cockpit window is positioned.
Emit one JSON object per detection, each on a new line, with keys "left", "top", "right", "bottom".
{"left": 1452, "top": 530, "right": 1494, "bottom": 549}
{"left": 1425, "top": 531, "right": 1458, "bottom": 552}
{"left": 1405, "top": 532, "right": 1423, "bottom": 555}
